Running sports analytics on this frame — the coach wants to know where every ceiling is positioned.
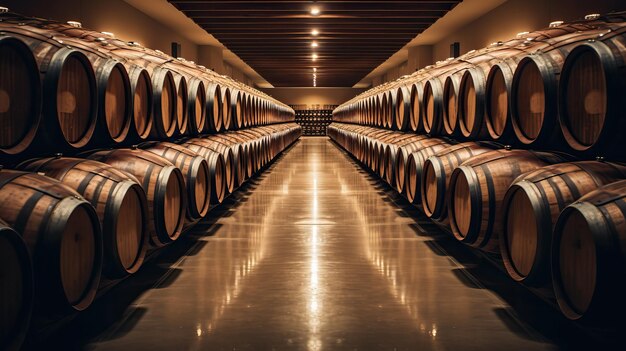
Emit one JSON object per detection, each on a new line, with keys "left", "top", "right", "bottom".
{"left": 168, "top": 0, "right": 462, "bottom": 87}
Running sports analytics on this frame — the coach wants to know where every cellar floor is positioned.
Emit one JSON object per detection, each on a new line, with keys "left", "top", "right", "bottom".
{"left": 43, "top": 137, "right": 596, "bottom": 350}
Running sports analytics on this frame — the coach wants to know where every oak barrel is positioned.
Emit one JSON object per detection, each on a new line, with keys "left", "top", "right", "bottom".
{"left": 146, "top": 142, "right": 211, "bottom": 220}
{"left": 0, "top": 219, "right": 33, "bottom": 351}
{"left": 0, "top": 36, "right": 41, "bottom": 156}
{"left": 0, "top": 170, "right": 102, "bottom": 312}
{"left": 551, "top": 180, "right": 626, "bottom": 322}
{"left": 182, "top": 139, "right": 227, "bottom": 204}
{"left": 205, "top": 83, "right": 223, "bottom": 133}
{"left": 404, "top": 140, "right": 451, "bottom": 205}
{"left": 18, "top": 157, "right": 148, "bottom": 278}
{"left": 421, "top": 142, "right": 494, "bottom": 222}
{"left": 89, "top": 149, "right": 186, "bottom": 247}
{"left": 501, "top": 161, "right": 626, "bottom": 285}
{"left": 447, "top": 149, "right": 568, "bottom": 252}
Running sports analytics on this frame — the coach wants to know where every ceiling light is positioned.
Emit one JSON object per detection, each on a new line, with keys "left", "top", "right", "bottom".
{"left": 312, "top": 53, "right": 318, "bottom": 61}
{"left": 310, "top": 7, "right": 320, "bottom": 16}
{"left": 311, "top": 41, "right": 318, "bottom": 47}
{"left": 311, "top": 29, "right": 319, "bottom": 36}
{"left": 313, "top": 67, "right": 317, "bottom": 72}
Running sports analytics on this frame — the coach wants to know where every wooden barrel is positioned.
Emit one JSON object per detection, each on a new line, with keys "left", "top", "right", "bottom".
{"left": 447, "top": 149, "right": 569, "bottom": 252}
{"left": 0, "top": 36, "right": 40, "bottom": 156}
{"left": 207, "top": 136, "right": 246, "bottom": 188}
{"left": 392, "top": 136, "right": 437, "bottom": 194}
{"left": 146, "top": 142, "right": 211, "bottom": 221}
{"left": 501, "top": 161, "right": 626, "bottom": 285}
{"left": 0, "top": 170, "right": 102, "bottom": 312}
{"left": 194, "top": 137, "right": 236, "bottom": 193}
{"left": 485, "top": 61, "right": 516, "bottom": 142}
{"left": 421, "top": 142, "right": 494, "bottom": 222}
{"left": 241, "top": 92, "right": 249, "bottom": 128}
{"left": 183, "top": 138, "right": 230, "bottom": 201}
{"left": 0, "top": 219, "right": 33, "bottom": 351}
{"left": 230, "top": 89, "right": 243, "bottom": 130}
{"left": 212, "top": 134, "right": 250, "bottom": 185}
{"left": 393, "top": 86, "right": 411, "bottom": 131}
{"left": 458, "top": 67, "right": 492, "bottom": 139}
{"left": 205, "top": 83, "right": 223, "bottom": 133}
{"left": 18, "top": 157, "right": 148, "bottom": 278}
{"left": 404, "top": 140, "right": 451, "bottom": 205}
{"left": 186, "top": 78, "right": 206, "bottom": 135}
{"left": 94, "top": 60, "right": 132, "bottom": 144}
{"left": 149, "top": 68, "right": 178, "bottom": 138}
{"left": 88, "top": 149, "right": 186, "bottom": 247}
{"left": 383, "top": 134, "right": 425, "bottom": 186}
{"left": 409, "top": 82, "right": 425, "bottom": 132}
{"left": 551, "top": 179, "right": 626, "bottom": 322}
{"left": 422, "top": 78, "right": 444, "bottom": 135}
{"left": 128, "top": 66, "right": 153, "bottom": 140}
{"left": 221, "top": 86, "right": 232, "bottom": 131}
{"left": 558, "top": 38, "right": 626, "bottom": 159}
{"left": 442, "top": 73, "right": 462, "bottom": 136}
{"left": 173, "top": 74, "right": 189, "bottom": 135}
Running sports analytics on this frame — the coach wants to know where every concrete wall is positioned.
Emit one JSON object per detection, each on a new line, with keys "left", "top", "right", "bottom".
{"left": 260, "top": 88, "right": 367, "bottom": 108}
{"left": 369, "top": 0, "right": 624, "bottom": 86}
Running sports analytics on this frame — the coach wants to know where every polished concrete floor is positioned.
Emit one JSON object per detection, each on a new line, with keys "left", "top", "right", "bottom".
{"left": 48, "top": 137, "right": 592, "bottom": 350}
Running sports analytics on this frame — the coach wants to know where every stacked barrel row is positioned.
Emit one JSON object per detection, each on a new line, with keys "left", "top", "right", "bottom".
{"left": 0, "top": 12, "right": 301, "bottom": 351}
{"left": 334, "top": 13, "right": 626, "bottom": 161}
{"left": 329, "top": 13, "right": 626, "bottom": 326}
{"left": 0, "top": 11, "right": 295, "bottom": 163}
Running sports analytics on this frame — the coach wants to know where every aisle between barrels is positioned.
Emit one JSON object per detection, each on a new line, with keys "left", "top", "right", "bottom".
{"left": 44, "top": 137, "right": 584, "bottom": 350}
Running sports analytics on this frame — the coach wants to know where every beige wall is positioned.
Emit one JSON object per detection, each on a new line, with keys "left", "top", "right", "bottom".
{"left": 432, "top": 0, "right": 624, "bottom": 61}
{"left": 3, "top": 0, "right": 259, "bottom": 88}
{"left": 3, "top": 0, "right": 200, "bottom": 61}
{"left": 370, "top": 0, "right": 624, "bottom": 86}
{"left": 260, "top": 88, "right": 367, "bottom": 108}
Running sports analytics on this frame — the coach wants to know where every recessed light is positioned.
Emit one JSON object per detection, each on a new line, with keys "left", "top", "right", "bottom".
{"left": 311, "top": 41, "right": 318, "bottom": 47}
{"left": 310, "top": 7, "right": 320, "bottom": 16}
{"left": 312, "top": 53, "right": 318, "bottom": 61}
{"left": 313, "top": 67, "right": 317, "bottom": 72}
{"left": 311, "top": 29, "right": 319, "bottom": 36}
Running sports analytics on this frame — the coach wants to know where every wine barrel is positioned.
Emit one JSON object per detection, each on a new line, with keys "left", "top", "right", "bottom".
{"left": 212, "top": 134, "right": 250, "bottom": 184}
{"left": 230, "top": 89, "right": 243, "bottom": 130}
{"left": 18, "top": 157, "right": 148, "bottom": 278}
{"left": 383, "top": 134, "right": 425, "bottom": 186}
{"left": 501, "top": 161, "right": 626, "bottom": 285}
{"left": 409, "top": 82, "right": 425, "bottom": 132}
{"left": 186, "top": 78, "right": 206, "bottom": 135}
{"left": 173, "top": 73, "right": 189, "bottom": 135}
{"left": 404, "top": 140, "right": 451, "bottom": 205}
{"left": 421, "top": 142, "right": 494, "bottom": 222}
{"left": 0, "top": 170, "right": 102, "bottom": 312}
{"left": 89, "top": 149, "right": 186, "bottom": 247}
{"left": 485, "top": 61, "right": 516, "bottom": 142}
{"left": 0, "top": 36, "right": 40, "bottom": 156}
{"left": 149, "top": 68, "right": 178, "bottom": 138}
{"left": 393, "top": 136, "right": 439, "bottom": 194}
{"left": 94, "top": 60, "right": 132, "bottom": 144}
{"left": 146, "top": 142, "right": 211, "bottom": 221}
{"left": 221, "top": 86, "right": 232, "bottom": 131}
{"left": 558, "top": 38, "right": 626, "bottom": 159}
{"left": 422, "top": 78, "right": 444, "bottom": 135}
{"left": 205, "top": 83, "right": 223, "bottom": 133}
{"left": 0, "top": 219, "right": 33, "bottom": 351}
{"left": 128, "top": 66, "right": 153, "bottom": 140}
{"left": 447, "top": 149, "right": 569, "bottom": 252}
{"left": 393, "top": 86, "right": 411, "bottom": 131}
{"left": 551, "top": 180, "right": 626, "bottom": 322}
{"left": 442, "top": 72, "right": 462, "bottom": 136}
{"left": 187, "top": 138, "right": 236, "bottom": 194}
{"left": 182, "top": 139, "right": 228, "bottom": 204}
